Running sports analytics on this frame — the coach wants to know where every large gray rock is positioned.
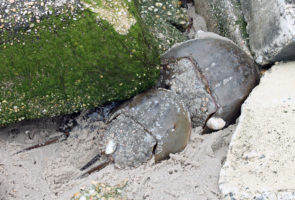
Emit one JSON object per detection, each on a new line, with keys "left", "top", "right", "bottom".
{"left": 240, "top": 0, "right": 295, "bottom": 65}
{"left": 161, "top": 34, "right": 260, "bottom": 131}
{"left": 104, "top": 89, "right": 191, "bottom": 168}
{"left": 194, "top": 0, "right": 250, "bottom": 55}
{"left": 219, "top": 62, "right": 295, "bottom": 199}
{"left": 184, "top": 3, "right": 207, "bottom": 39}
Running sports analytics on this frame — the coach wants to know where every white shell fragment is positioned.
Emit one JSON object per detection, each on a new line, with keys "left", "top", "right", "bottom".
{"left": 105, "top": 139, "right": 117, "bottom": 155}
{"left": 206, "top": 117, "right": 226, "bottom": 130}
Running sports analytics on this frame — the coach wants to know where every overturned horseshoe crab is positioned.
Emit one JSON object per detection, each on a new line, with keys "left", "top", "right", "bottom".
{"left": 159, "top": 32, "right": 260, "bottom": 132}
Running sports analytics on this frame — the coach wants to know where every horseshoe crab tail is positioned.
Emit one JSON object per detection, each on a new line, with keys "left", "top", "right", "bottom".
{"left": 14, "top": 132, "right": 70, "bottom": 155}
{"left": 80, "top": 153, "right": 103, "bottom": 171}
{"left": 77, "top": 157, "right": 113, "bottom": 179}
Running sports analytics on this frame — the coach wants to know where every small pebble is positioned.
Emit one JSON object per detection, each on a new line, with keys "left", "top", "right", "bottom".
{"left": 206, "top": 117, "right": 226, "bottom": 130}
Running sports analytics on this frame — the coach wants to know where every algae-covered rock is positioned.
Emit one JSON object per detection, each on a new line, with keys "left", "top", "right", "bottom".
{"left": 138, "top": 0, "right": 188, "bottom": 53}
{"left": 0, "top": 0, "right": 160, "bottom": 126}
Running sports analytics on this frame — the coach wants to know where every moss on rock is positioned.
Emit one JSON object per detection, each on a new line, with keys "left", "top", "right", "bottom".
{"left": 0, "top": 0, "right": 160, "bottom": 126}
{"left": 143, "top": 15, "right": 187, "bottom": 53}
{"left": 138, "top": 0, "right": 188, "bottom": 53}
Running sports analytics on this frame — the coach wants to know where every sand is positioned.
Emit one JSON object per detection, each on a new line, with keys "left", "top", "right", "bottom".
{"left": 0, "top": 111, "right": 236, "bottom": 200}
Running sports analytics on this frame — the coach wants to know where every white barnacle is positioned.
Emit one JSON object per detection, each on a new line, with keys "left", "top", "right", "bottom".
{"left": 155, "top": 2, "right": 163, "bottom": 7}
{"left": 105, "top": 139, "right": 117, "bottom": 155}
{"left": 13, "top": 106, "right": 18, "bottom": 112}
{"left": 206, "top": 117, "right": 226, "bottom": 131}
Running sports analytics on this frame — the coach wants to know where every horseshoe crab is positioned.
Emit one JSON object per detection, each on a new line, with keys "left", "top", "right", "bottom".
{"left": 159, "top": 32, "right": 260, "bottom": 132}
{"left": 16, "top": 88, "right": 191, "bottom": 177}
{"left": 101, "top": 88, "right": 191, "bottom": 169}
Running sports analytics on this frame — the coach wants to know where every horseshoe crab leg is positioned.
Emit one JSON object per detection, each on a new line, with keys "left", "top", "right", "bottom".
{"left": 14, "top": 132, "right": 70, "bottom": 155}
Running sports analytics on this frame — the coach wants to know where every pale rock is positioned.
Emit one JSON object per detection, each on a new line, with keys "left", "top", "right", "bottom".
{"left": 219, "top": 62, "right": 295, "bottom": 199}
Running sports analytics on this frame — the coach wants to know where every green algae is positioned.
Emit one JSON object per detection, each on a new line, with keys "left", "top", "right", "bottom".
{"left": 0, "top": 1, "right": 160, "bottom": 126}
{"left": 138, "top": 0, "right": 188, "bottom": 53}
{"left": 143, "top": 15, "right": 187, "bottom": 53}
{"left": 208, "top": 0, "right": 249, "bottom": 44}
{"left": 209, "top": 1, "right": 229, "bottom": 37}
{"left": 233, "top": 0, "right": 249, "bottom": 41}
